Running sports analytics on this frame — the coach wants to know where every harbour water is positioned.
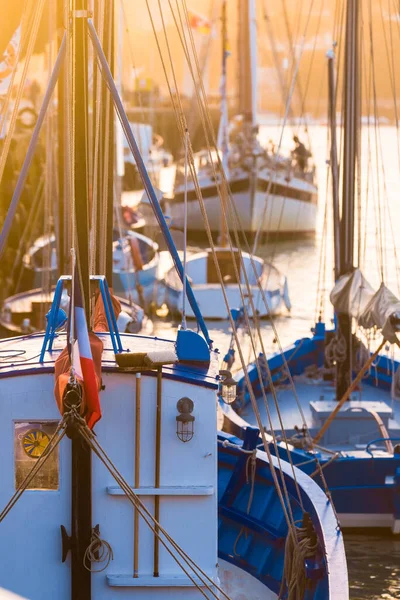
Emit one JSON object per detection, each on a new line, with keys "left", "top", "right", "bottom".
{"left": 151, "top": 125, "right": 400, "bottom": 599}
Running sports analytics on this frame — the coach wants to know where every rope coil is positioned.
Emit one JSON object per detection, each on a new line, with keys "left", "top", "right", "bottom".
{"left": 84, "top": 525, "right": 114, "bottom": 572}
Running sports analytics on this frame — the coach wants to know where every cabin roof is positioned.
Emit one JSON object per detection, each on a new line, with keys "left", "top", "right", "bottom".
{"left": 0, "top": 332, "right": 219, "bottom": 389}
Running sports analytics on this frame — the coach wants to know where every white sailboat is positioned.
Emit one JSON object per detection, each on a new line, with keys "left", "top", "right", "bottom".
{"left": 170, "top": 0, "right": 318, "bottom": 238}
{"left": 163, "top": 0, "right": 291, "bottom": 320}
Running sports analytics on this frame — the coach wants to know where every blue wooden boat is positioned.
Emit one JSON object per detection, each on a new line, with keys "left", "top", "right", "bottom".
{"left": 223, "top": 0, "right": 400, "bottom": 534}
{"left": 20, "top": 229, "right": 159, "bottom": 310}
{"left": 223, "top": 319, "right": 400, "bottom": 532}
{"left": 0, "top": 322, "right": 348, "bottom": 599}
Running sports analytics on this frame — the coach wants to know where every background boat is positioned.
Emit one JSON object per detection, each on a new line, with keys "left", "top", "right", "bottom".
{"left": 170, "top": 0, "right": 318, "bottom": 239}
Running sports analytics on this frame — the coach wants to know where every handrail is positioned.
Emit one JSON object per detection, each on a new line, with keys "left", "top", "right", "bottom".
{"left": 365, "top": 438, "right": 400, "bottom": 457}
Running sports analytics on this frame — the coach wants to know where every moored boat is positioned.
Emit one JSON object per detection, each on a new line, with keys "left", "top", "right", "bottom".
{"left": 170, "top": 0, "right": 318, "bottom": 239}
{"left": 222, "top": 0, "right": 400, "bottom": 533}
{"left": 163, "top": 247, "right": 291, "bottom": 320}
{"left": 20, "top": 230, "right": 159, "bottom": 310}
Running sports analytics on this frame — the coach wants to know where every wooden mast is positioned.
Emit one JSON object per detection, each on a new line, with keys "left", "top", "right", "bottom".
{"left": 237, "top": 0, "right": 257, "bottom": 133}
{"left": 70, "top": 1, "right": 92, "bottom": 597}
{"left": 327, "top": 50, "right": 340, "bottom": 280}
{"left": 219, "top": 0, "right": 229, "bottom": 248}
{"left": 336, "top": 0, "right": 360, "bottom": 398}
{"left": 57, "top": 0, "right": 65, "bottom": 274}
{"left": 73, "top": 0, "right": 90, "bottom": 316}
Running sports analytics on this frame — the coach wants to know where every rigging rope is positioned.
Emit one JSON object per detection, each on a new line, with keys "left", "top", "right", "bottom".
{"left": 77, "top": 421, "right": 233, "bottom": 600}
{"left": 0, "top": 0, "right": 47, "bottom": 188}
{"left": 146, "top": 0, "right": 340, "bottom": 527}
{"left": 153, "top": 0, "right": 308, "bottom": 533}
{"left": 180, "top": 0, "right": 339, "bottom": 520}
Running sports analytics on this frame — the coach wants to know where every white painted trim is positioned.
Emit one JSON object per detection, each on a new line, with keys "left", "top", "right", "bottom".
{"left": 106, "top": 485, "right": 214, "bottom": 496}
{"left": 107, "top": 574, "right": 214, "bottom": 587}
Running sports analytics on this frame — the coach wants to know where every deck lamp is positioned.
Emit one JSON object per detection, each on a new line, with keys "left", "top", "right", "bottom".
{"left": 176, "top": 397, "right": 195, "bottom": 442}
{"left": 218, "top": 370, "right": 237, "bottom": 404}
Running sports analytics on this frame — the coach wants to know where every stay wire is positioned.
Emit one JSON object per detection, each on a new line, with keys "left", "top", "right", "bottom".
{"left": 143, "top": 0, "right": 337, "bottom": 523}
{"left": 78, "top": 424, "right": 233, "bottom": 600}
{"left": 162, "top": 0, "right": 306, "bottom": 529}
{"left": 147, "top": 0, "right": 298, "bottom": 530}
{"left": 0, "top": 0, "right": 47, "bottom": 187}
{"left": 172, "top": 0, "right": 336, "bottom": 514}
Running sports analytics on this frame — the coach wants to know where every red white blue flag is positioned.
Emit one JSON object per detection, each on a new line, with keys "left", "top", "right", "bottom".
{"left": 69, "top": 270, "right": 102, "bottom": 429}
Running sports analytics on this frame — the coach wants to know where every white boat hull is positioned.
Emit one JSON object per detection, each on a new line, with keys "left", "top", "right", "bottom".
{"left": 166, "top": 283, "right": 284, "bottom": 319}
{"left": 171, "top": 173, "right": 318, "bottom": 236}
{"left": 163, "top": 248, "right": 290, "bottom": 320}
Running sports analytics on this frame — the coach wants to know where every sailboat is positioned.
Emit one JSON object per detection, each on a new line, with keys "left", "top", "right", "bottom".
{"left": 0, "top": 1, "right": 349, "bottom": 598}
{"left": 162, "top": 0, "right": 291, "bottom": 321}
{"left": 222, "top": 0, "right": 400, "bottom": 532}
{"left": 3, "top": 3, "right": 159, "bottom": 314}
{"left": 170, "top": 0, "right": 318, "bottom": 238}
{"left": 17, "top": 228, "right": 160, "bottom": 309}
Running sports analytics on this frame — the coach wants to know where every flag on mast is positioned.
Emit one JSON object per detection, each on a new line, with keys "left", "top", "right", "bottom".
{"left": 69, "top": 269, "right": 102, "bottom": 429}
{"left": 187, "top": 9, "right": 213, "bottom": 36}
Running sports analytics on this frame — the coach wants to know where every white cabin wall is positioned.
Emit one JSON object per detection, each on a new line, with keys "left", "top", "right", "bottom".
{"left": 186, "top": 254, "right": 208, "bottom": 285}
{"left": 0, "top": 373, "right": 71, "bottom": 600}
{"left": 0, "top": 366, "right": 218, "bottom": 600}
{"left": 92, "top": 371, "right": 218, "bottom": 599}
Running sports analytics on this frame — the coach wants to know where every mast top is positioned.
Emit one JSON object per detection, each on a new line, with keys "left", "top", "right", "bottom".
{"left": 237, "top": 0, "right": 257, "bottom": 131}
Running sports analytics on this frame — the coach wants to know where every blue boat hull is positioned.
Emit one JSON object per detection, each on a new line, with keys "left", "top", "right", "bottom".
{"left": 228, "top": 325, "right": 400, "bottom": 530}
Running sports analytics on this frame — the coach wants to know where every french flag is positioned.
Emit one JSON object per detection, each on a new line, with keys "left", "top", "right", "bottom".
{"left": 69, "top": 270, "right": 102, "bottom": 429}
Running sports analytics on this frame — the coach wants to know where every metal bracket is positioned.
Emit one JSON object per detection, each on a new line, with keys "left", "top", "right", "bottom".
{"left": 40, "top": 275, "right": 123, "bottom": 362}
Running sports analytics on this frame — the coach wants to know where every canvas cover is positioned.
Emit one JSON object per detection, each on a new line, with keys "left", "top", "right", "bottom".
{"left": 358, "top": 283, "right": 400, "bottom": 343}
{"left": 330, "top": 269, "right": 400, "bottom": 343}
{"left": 330, "top": 269, "right": 375, "bottom": 319}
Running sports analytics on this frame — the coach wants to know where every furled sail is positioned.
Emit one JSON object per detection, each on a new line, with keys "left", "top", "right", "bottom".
{"left": 358, "top": 283, "right": 400, "bottom": 344}
{"left": 330, "top": 268, "right": 375, "bottom": 318}
{"left": 330, "top": 269, "right": 400, "bottom": 343}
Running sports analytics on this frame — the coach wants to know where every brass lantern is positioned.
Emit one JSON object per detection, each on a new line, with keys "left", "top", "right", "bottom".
{"left": 176, "top": 397, "right": 195, "bottom": 442}
{"left": 218, "top": 370, "right": 237, "bottom": 404}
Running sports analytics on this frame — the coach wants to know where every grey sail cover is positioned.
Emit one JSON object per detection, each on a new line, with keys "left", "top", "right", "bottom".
{"left": 330, "top": 269, "right": 375, "bottom": 319}
{"left": 358, "top": 283, "right": 400, "bottom": 343}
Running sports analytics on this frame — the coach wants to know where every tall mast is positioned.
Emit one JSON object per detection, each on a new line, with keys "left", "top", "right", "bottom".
{"left": 237, "top": 0, "right": 257, "bottom": 132}
{"left": 73, "top": 0, "right": 90, "bottom": 316}
{"left": 336, "top": 0, "right": 360, "bottom": 398}
{"left": 327, "top": 49, "right": 340, "bottom": 280}
{"left": 218, "top": 0, "right": 229, "bottom": 248}
{"left": 57, "top": 0, "right": 65, "bottom": 274}
{"left": 102, "top": 0, "right": 114, "bottom": 283}
{"left": 70, "top": 2, "right": 92, "bottom": 598}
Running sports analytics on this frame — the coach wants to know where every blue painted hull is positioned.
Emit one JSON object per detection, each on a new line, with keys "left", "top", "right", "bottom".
{"left": 217, "top": 430, "right": 347, "bottom": 598}
{"left": 230, "top": 326, "right": 400, "bottom": 530}
{"left": 112, "top": 266, "right": 158, "bottom": 308}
